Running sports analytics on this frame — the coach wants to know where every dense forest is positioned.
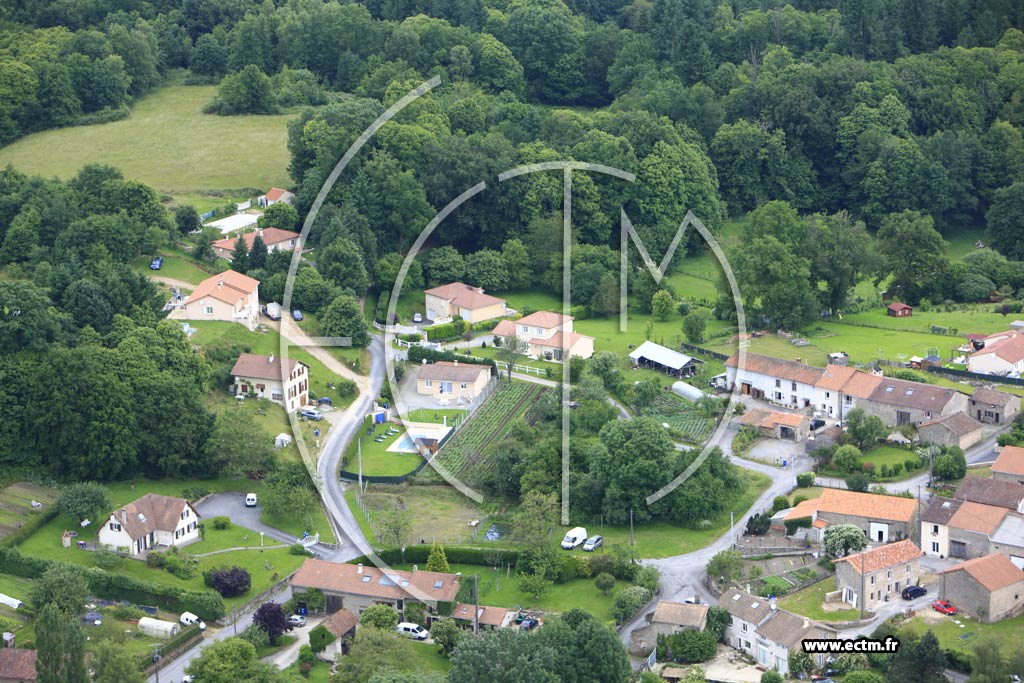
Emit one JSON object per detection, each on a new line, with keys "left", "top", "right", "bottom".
{"left": 3, "top": 0, "right": 1024, "bottom": 481}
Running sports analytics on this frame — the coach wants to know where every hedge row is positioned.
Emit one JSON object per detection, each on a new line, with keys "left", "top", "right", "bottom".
{"left": 353, "top": 545, "right": 520, "bottom": 567}
{"left": 140, "top": 624, "right": 202, "bottom": 670}
{"left": 784, "top": 517, "right": 813, "bottom": 535}
{"left": 0, "top": 506, "right": 59, "bottom": 548}
{"left": 424, "top": 320, "right": 470, "bottom": 341}
{"left": 407, "top": 345, "right": 495, "bottom": 369}
{"left": 0, "top": 547, "right": 225, "bottom": 620}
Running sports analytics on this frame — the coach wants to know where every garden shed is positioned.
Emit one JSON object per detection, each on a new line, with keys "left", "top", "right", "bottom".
{"left": 629, "top": 341, "right": 703, "bottom": 378}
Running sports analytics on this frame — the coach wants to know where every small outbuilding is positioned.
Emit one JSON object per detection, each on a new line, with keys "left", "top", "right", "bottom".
{"left": 887, "top": 302, "right": 913, "bottom": 317}
{"left": 629, "top": 341, "right": 703, "bottom": 378}
{"left": 739, "top": 407, "right": 810, "bottom": 441}
{"left": 137, "top": 617, "right": 180, "bottom": 639}
{"left": 917, "top": 412, "right": 984, "bottom": 450}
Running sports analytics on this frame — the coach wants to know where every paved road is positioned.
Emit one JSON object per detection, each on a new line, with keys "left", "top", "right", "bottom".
{"left": 618, "top": 421, "right": 814, "bottom": 649}
{"left": 148, "top": 585, "right": 293, "bottom": 683}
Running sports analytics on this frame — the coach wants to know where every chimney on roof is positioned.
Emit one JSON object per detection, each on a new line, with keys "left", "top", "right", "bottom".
{"left": 120, "top": 508, "right": 127, "bottom": 524}
{"left": 357, "top": 564, "right": 363, "bottom": 574}
{"left": 217, "top": 279, "right": 224, "bottom": 289}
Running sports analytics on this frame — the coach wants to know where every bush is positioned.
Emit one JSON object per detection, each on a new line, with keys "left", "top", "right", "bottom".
{"left": 147, "top": 548, "right": 196, "bottom": 580}
{"left": 308, "top": 623, "right": 336, "bottom": 653}
{"left": 290, "top": 544, "right": 314, "bottom": 556}
{"left": 109, "top": 604, "right": 146, "bottom": 621}
{"left": 611, "top": 585, "right": 651, "bottom": 623}
{"left": 758, "top": 576, "right": 790, "bottom": 597}
{"left": 634, "top": 565, "right": 661, "bottom": 593}
{"left": 761, "top": 671, "right": 784, "bottom": 683}
{"left": 181, "top": 486, "right": 211, "bottom": 502}
{"left": 784, "top": 517, "right": 812, "bottom": 535}
{"left": 406, "top": 345, "right": 495, "bottom": 369}
{"left": 666, "top": 629, "right": 717, "bottom": 663}
{"left": 771, "top": 496, "right": 790, "bottom": 513}
{"left": 297, "top": 644, "right": 317, "bottom": 669}
{"left": 204, "top": 566, "right": 252, "bottom": 598}
{"left": 796, "top": 472, "right": 814, "bottom": 488}
{"left": 595, "top": 572, "right": 615, "bottom": 596}
{"left": 210, "top": 516, "right": 231, "bottom": 530}
{"left": 424, "top": 320, "right": 469, "bottom": 342}
{"left": 745, "top": 512, "right": 771, "bottom": 535}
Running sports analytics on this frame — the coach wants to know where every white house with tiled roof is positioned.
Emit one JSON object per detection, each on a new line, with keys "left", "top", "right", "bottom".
{"left": 258, "top": 187, "right": 295, "bottom": 207}
{"left": 415, "top": 361, "right": 492, "bottom": 400}
{"left": 424, "top": 282, "right": 507, "bottom": 324}
{"left": 493, "top": 311, "right": 594, "bottom": 361}
{"left": 212, "top": 227, "right": 301, "bottom": 260}
{"left": 167, "top": 270, "right": 260, "bottom": 330}
{"left": 230, "top": 352, "right": 309, "bottom": 412}
{"left": 98, "top": 494, "right": 200, "bottom": 558}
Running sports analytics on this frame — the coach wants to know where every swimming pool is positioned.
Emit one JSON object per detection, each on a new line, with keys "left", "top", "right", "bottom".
{"left": 391, "top": 433, "right": 417, "bottom": 452}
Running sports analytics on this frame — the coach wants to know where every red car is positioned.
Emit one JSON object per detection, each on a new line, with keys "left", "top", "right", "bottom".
{"left": 932, "top": 600, "right": 958, "bottom": 615}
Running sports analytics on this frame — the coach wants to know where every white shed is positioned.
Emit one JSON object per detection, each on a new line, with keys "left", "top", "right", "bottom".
{"left": 138, "top": 617, "right": 180, "bottom": 639}
{"left": 275, "top": 432, "right": 293, "bottom": 449}
{"left": 671, "top": 381, "right": 706, "bottom": 403}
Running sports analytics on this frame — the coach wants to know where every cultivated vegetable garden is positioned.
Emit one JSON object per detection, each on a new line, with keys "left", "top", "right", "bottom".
{"left": 638, "top": 393, "right": 713, "bottom": 443}
{"left": 432, "top": 381, "right": 546, "bottom": 483}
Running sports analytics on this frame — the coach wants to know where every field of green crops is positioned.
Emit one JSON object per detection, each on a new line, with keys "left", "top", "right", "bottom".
{"left": 432, "top": 381, "right": 546, "bottom": 483}
{"left": 638, "top": 392, "right": 712, "bottom": 443}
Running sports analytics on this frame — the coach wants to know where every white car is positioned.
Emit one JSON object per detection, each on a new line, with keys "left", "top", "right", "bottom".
{"left": 182, "top": 676, "right": 194, "bottom": 683}
{"left": 288, "top": 614, "right": 306, "bottom": 627}
{"left": 396, "top": 622, "right": 429, "bottom": 640}
{"left": 180, "top": 611, "right": 206, "bottom": 631}
{"left": 245, "top": 492, "right": 257, "bottom": 507}
{"left": 413, "top": 312, "right": 423, "bottom": 323}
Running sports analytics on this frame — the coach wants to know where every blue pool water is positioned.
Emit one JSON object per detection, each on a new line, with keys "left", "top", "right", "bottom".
{"left": 393, "top": 433, "right": 416, "bottom": 452}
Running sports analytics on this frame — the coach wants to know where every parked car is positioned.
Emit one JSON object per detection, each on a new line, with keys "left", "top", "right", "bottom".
{"left": 245, "top": 493, "right": 258, "bottom": 507}
{"left": 901, "top": 585, "right": 927, "bottom": 600}
{"left": 582, "top": 535, "right": 603, "bottom": 552}
{"left": 287, "top": 614, "right": 306, "bottom": 627}
{"left": 932, "top": 599, "right": 958, "bottom": 615}
{"left": 182, "top": 676, "right": 194, "bottom": 683}
{"left": 292, "top": 309, "right": 303, "bottom": 321}
{"left": 396, "top": 622, "right": 429, "bottom": 640}
{"left": 521, "top": 618, "right": 540, "bottom": 631}
{"left": 560, "top": 526, "right": 587, "bottom": 550}
{"left": 299, "top": 408, "right": 323, "bottom": 421}
{"left": 413, "top": 312, "right": 423, "bottom": 323}
{"left": 809, "top": 418, "right": 826, "bottom": 430}
{"left": 149, "top": 256, "right": 163, "bottom": 270}
{"left": 180, "top": 611, "right": 206, "bottom": 631}
{"left": 262, "top": 302, "right": 282, "bottom": 320}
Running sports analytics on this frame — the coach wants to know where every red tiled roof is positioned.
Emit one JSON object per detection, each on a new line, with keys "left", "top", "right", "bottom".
{"left": 492, "top": 319, "right": 516, "bottom": 337}
{"left": 833, "top": 539, "right": 923, "bottom": 575}
{"left": 264, "top": 187, "right": 293, "bottom": 201}
{"left": 230, "top": 353, "right": 304, "bottom": 381}
{"left": 888, "top": 303, "right": 912, "bottom": 312}
{"left": 725, "top": 352, "right": 825, "bottom": 386}
{"left": 975, "top": 331, "right": 1024, "bottom": 364}
{"left": 452, "top": 603, "right": 510, "bottom": 627}
{"left": 516, "top": 311, "right": 572, "bottom": 329}
{"left": 212, "top": 227, "right": 300, "bottom": 252}
{"left": 994, "top": 445, "right": 1024, "bottom": 477}
{"left": 0, "top": 648, "right": 37, "bottom": 681}
{"left": 417, "top": 361, "right": 489, "bottom": 383}
{"left": 186, "top": 270, "right": 259, "bottom": 306}
{"left": 739, "top": 408, "right": 807, "bottom": 429}
{"left": 530, "top": 331, "right": 591, "bottom": 350}
{"left": 948, "top": 501, "right": 1009, "bottom": 535}
{"left": 940, "top": 553, "right": 1024, "bottom": 592}
{"left": 424, "top": 282, "right": 505, "bottom": 310}
{"left": 291, "top": 560, "right": 460, "bottom": 603}
{"left": 322, "top": 609, "right": 358, "bottom": 638}
{"left": 110, "top": 494, "right": 198, "bottom": 542}
{"left": 785, "top": 488, "right": 917, "bottom": 523}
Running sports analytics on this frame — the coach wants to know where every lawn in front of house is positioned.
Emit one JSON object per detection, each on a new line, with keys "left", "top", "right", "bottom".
{"left": 341, "top": 416, "right": 428, "bottom": 478}
{"left": 391, "top": 561, "right": 617, "bottom": 622}
{"left": 571, "top": 469, "right": 772, "bottom": 559}
{"left": 822, "top": 445, "right": 919, "bottom": 481}
{"left": 189, "top": 321, "right": 347, "bottom": 404}
{"left": 131, "top": 251, "right": 215, "bottom": 286}
{"left": 778, "top": 579, "right": 861, "bottom": 622}
{"left": 16, "top": 515, "right": 305, "bottom": 610}
{"left": 346, "top": 485, "right": 488, "bottom": 547}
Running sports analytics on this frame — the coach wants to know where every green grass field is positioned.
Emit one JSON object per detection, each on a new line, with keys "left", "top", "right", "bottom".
{"left": 899, "top": 612, "right": 1024, "bottom": 657}
{"left": 0, "top": 80, "right": 293, "bottom": 197}
{"left": 391, "top": 561, "right": 617, "bottom": 621}
{"left": 840, "top": 306, "right": 1012, "bottom": 338}
{"left": 0, "top": 482, "right": 58, "bottom": 542}
{"left": 17, "top": 514, "right": 305, "bottom": 610}
{"left": 778, "top": 579, "right": 861, "bottom": 622}
{"left": 131, "top": 251, "right": 215, "bottom": 286}
{"left": 346, "top": 485, "right": 487, "bottom": 546}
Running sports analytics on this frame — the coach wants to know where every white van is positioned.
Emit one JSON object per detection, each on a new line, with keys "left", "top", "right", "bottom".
{"left": 560, "top": 527, "right": 588, "bottom": 550}
{"left": 396, "top": 622, "right": 430, "bottom": 640}
{"left": 179, "top": 612, "right": 206, "bottom": 631}
{"left": 245, "top": 493, "right": 258, "bottom": 507}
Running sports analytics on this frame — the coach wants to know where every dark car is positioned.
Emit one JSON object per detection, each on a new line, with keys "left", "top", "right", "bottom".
{"left": 292, "top": 309, "right": 303, "bottom": 321}
{"left": 902, "top": 585, "right": 927, "bottom": 600}
{"left": 520, "top": 618, "right": 539, "bottom": 631}
{"left": 809, "top": 418, "right": 826, "bottom": 430}
{"left": 149, "top": 256, "right": 163, "bottom": 270}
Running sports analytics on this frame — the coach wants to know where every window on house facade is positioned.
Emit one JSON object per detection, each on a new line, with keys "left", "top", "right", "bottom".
{"left": 425, "top": 380, "right": 433, "bottom": 387}
{"left": 272, "top": 391, "right": 283, "bottom": 401}
{"left": 460, "top": 383, "right": 468, "bottom": 389}
{"left": 870, "top": 576, "right": 875, "bottom": 585}
{"left": 932, "top": 524, "right": 939, "bottom": 534}
{"left": 887, "top": 569, "right": 892, "bottom": 579}
{"left": 204, "top": 306, "right": 214, "bottom": 314}
{"left": 741, "top": 623, "right": 748, "bottom": 632}
{"left": 109, "top": 522, "right": 121, "bottom": 532}
{"left": 775, "top": 379, "right": 781, "bottom": 388}
{"left": 791, "top": 381, "right": 797, "bottom": 390}
{"left": 931, "top": 542, "right": 939, "bottom": 552}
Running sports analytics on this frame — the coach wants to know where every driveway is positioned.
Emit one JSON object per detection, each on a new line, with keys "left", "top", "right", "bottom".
{"left": 264, "top": 617, "right": 323, "bottom": 669}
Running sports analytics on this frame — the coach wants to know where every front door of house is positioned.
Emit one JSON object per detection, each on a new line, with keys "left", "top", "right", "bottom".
{"left": 441, "top": 382, "right": 452, "bottom": 394}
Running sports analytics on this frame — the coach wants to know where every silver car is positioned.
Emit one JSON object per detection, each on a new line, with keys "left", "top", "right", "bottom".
{"left": 582, "top": 535, "right": 603, "bottom": 552}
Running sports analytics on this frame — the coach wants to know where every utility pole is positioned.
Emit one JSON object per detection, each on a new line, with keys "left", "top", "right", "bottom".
{"left": 730, "top": 511, "right": 735, "bottom": 549}
{"left": 358, "top": 437, "right": 363, "bottom": 491}
{"left": 629, "top": 509, "right": 635, "bottom": 547}
{"left": 151, "top": 645, "right": 162, "bottom": 683}
{"left": 473, "top": 574, "right": 480, "bottom": 635}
